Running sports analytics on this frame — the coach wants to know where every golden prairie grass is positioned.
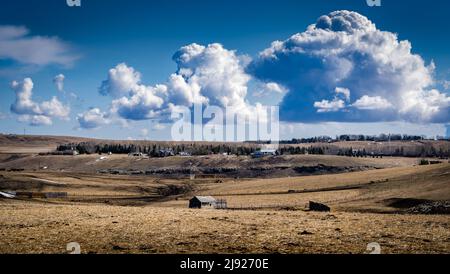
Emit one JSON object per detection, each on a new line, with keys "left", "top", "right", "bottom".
{"left": 0, "top": 201, "right": 449, "bottom": 254}
{"left": 0, "top": 163, "right": 449, "bottom": 254}
{"left": 201, "top": 164, "right": 448, "bottom": 195}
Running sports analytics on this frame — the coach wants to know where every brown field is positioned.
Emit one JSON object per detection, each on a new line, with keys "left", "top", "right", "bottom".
{"left": 0, "top": 135, "right": 449, "bottom": 254}
{"left": 1, "top": 202, "right": 449, "bottom": 254}
{"left": 0, "top": 153, "right": 420, "bottom": 176}
{"left": 1, "top": 163, "right": 449, "bottom": 254}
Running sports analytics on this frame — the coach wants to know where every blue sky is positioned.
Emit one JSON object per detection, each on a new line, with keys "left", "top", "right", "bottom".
{"left": 0, "top": 0, "right": 449, "bottom": 140}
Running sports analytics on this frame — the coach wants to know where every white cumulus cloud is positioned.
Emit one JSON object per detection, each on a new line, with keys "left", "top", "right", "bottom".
{"left": 314, "top": 99, "right": 346, "bottom": 113}
{"left": 170, "top": 43, "right": 250, "bottom": 109}
{"left": 99, "top": 63, "right": 142, "bottom": 98}
{"left": 10, "top": 78, "right": 70, "bottom": 126}
{"left": 18, "top": 115, "right": 53, "bottom": 126}
{"left": 76, "top": 108, "right": 110, "bottom": 129}
{"left": 110, "top": 83, "right": 166, "bottom": 121}
{"left": 249, "top": 10, "right": 450, "bottom": 123}
{"left": 81, "top": 11, "right": 449, "bottom": 131}
{"left": 353, "top": 95, "right": 393, "bottom": 110}
{"left": 90, "top": 43, "right": 256, "bottom": 126}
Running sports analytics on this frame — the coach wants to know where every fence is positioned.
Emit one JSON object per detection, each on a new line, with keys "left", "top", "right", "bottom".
{"left": 226, "top": 203, "right": 309, "bottom": 211}
{"left": 214, "top": 199, "right": 228, "bottom": 209}
{"left": 15, "top": 192, "right": 68, "bottom": 199}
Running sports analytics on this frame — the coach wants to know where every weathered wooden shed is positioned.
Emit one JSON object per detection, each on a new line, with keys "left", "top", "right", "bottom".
{"left": 189, "top": 196, "right": 217, "bottom": 209}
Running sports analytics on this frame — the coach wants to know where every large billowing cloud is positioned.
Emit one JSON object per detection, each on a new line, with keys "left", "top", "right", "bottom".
{"left": 83, "top": 43, "right": 256, "bottom": 128}
{"left": 0, "top": 25, "right": 78, "bottom": 66}
{"left": 10, "top": 78, "right": 70, "bottom": 126}
{"left": 79, "top": 10, "right": 449, "bottom": 130}
{"left": 169, "top": 43, "right": 250, "bottom": 109}
{"left": 248, "top": 10, "right": 449, "bottom": 123}
{"left": 110, "top": 84, "right": 166, "bottom": 120}
{"left": 99, "top": 63, "right": 142, "bottom": 98}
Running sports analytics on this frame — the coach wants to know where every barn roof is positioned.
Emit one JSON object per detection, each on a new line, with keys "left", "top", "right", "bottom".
{"left": 193, "top": 196, "right": 217, "bottom": 203}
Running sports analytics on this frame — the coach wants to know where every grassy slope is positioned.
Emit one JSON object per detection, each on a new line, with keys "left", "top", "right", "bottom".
{"left": 187, "top": 164, "right": 450, "bottom": 212}
{"left": 2, "top": 163, "right": 448, "bottom": 211}
{"left": 0, "top": 153, "right": 420, "bottom": 176}
{"left": 0, "top": 134, "right": 449, "bottom": 253}
{"left": 0, "top": 202, "right": 448, "bottom": 254}
{"left": 0, "top": 163, "right": 449, "bottom": 254}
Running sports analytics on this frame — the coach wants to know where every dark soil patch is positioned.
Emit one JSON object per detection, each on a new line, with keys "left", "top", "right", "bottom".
{"left": 384, "top": 198, "right": 432, "bottom": 209}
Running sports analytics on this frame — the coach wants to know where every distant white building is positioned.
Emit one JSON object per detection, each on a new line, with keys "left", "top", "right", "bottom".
{"left": 61, "top": 149, "right": 79, "bottom": 156}
{"left": 128, "top": 152, "right": 144, "bottom": 157}
{"left": 158, "top": 149, "right": 175, "bottom": 157}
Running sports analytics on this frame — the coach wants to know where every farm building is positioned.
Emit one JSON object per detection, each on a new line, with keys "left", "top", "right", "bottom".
{"left": 64, "top": 150, "right": 79, "bottom": 156}
{"left": 252, "top": 149, "right": 277, "bottom": 158}
{"left": 52, "top": 149, "right": 79, "bottom": 156}
{"left": 189, "top": 196, "right": 217, "bottom": 209}
{"left": 128, "top": 152, "right": 145, "bottom": 157}
{"left": 158, "top": 149, "right": 175, "bottom": 157}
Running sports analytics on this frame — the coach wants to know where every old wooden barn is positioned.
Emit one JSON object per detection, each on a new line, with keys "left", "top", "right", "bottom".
{"left": 189, "top": 196, "right": 217, "bottom": 209}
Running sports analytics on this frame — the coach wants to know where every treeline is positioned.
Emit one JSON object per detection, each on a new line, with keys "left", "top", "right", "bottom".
{"left": 56, "top": 142, "right": 327, "bottom": 156}
{"left": 58, "top": 142, "right": 256, "bottom": 156}
{"left": 337, "top": 147, "right": 449, "bottom": 158}
{"left": 279, "top": 134, "right": 447, "bottom": 144}
{"left": 56, "top": 141, "right": 449, "bottom": 158}
{"left": 278, "top": 146, "right": 325, "bottom": 155}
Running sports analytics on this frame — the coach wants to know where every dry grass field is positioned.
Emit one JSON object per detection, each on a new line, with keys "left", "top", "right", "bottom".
{"left": 0, "top": 201, "right": 449, "bottom": 254}
{"left": 0, "top": 151, "right": 419, "bottom": 175}
{"left": 0, "top": 135, "right": 449, "bottom": 254}
{"left": 1, "top": 163, "right": 449, "bottom": 254}
{"left": 161, "top": 164, "right": 450, "bottom": 212}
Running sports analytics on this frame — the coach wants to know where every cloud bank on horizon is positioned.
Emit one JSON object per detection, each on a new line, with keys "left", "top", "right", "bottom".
{"left": 5, "top": 11, "right": 449, "bottom": 131}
